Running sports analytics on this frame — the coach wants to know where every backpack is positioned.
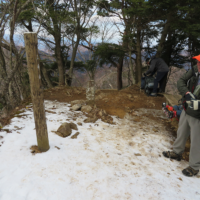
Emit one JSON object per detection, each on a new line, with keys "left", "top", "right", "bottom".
{"left": 141, "top": 76, "right": 155, "bottom": 96}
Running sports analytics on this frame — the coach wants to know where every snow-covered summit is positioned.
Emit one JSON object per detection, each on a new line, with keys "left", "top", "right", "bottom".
{"left": 0, "top": 100, "right": 199, "bottom": 200}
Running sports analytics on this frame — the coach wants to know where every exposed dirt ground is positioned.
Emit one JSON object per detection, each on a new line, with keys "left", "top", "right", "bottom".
{"left": 1, "top": 85, "right": 190, "bottom": 160}
{"left": 43, "top": 85, "right": 166, "bottom": 118}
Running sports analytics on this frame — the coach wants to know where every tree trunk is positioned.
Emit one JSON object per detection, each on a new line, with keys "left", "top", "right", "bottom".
{"left": 129, "top": 52, "right": 135, "bottom": 85}
{"left": 117, "top": 57, "right": 124, "bottom": 90}
{"left": 68, "top": 0, "right": 81, "bottom": 87}
{"left": 54, "top": 35, "right": 65, "bottom": 86}
{"left": 14, "top": 68, "right": 27, "bottom": 101}
{"left": 116, "top": 27, "right": 129, "bottom": 90}
{"left": 191, "top": 38, "right": 197, "bottom": 66}
{"left": 68, "top": 32, "right": 81, "bottom": 86}
{"left": 40, "top": 62, "right": 53, "bottom": 88}
{"left": 156, "top": 12, "right": 172, "bottom": 58}
{"left": 46, "top": 0, "right": 64, "bottom": 86}
{"left": 136, "top": 27, "right": 142, "bottom": 86}
{"left": 161, "top": 29, "right": 173, "bottom": 92}
{"left": 0, "top": 47, "right": 29, "bottom": 113}
{"left": 164, "top": 31, "right": 173, "bottom": 66}
{"left": 8, "top": 81, "right": 16, "bottom": 109}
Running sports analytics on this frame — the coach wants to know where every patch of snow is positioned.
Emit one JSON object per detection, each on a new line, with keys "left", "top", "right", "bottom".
{"left": 0, "top": 100, "right": 199, "bottom": 200}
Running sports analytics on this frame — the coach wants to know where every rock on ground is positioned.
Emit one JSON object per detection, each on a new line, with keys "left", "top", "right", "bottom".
{"left": 71, "top": 132, "right": 80, "bottom": 139}
{"left": 70, "top": 122, "right": 78, "bottom": 130}
{"left": 81, "top": 105, "right": 92, "bottom": 113}
{"left": 71, "top": 104, "right": 82, "bottom": 111}
{"left": 56, "top": 123, "right": 72, "bottom": 137}
{"left": 70, "top": 100, "right": 86, "bottom": 106}
{"left": 84, "top": 117, "right": 98, "bottom": 123}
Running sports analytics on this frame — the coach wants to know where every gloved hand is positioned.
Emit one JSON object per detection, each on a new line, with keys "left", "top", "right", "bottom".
{"left": 185, "top": 92, "right": 197, "bottom": 101}
{"left": 142, "top": 73, "right": 146, "bottom": 77}
{"left": 190, "top": 100, "right": 200, "bottom": 110}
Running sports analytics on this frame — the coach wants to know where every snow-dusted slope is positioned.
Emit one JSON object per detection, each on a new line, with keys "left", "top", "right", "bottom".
{"left": 0, "top": 100, "right": 199, "bottom": 200}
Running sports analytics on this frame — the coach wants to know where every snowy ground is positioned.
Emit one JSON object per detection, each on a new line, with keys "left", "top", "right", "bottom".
{"left": 0, "top": 100, "right": 200, "bottom": 200}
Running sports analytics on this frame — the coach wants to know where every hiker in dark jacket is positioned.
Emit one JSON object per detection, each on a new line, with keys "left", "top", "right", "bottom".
{"left": 163, "top": 55, "right": 200, "bottom": 177}
{"left": 143, "top": 56, "right": 169, "bottom": 96}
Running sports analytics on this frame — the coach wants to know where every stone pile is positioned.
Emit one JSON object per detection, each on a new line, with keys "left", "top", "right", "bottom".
{"left": 70, "top": 100, "right": 114, "bottom": 124}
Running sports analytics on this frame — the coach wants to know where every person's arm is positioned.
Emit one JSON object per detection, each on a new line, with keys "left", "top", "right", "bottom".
{"left": 144, "top": 59, "right": 156, "bottom": 76}
{"left": 177, "top": 69, "right": 193, "bottom": 96}
{"left": 150, "top": 70, "right": 156, "bottom": 76}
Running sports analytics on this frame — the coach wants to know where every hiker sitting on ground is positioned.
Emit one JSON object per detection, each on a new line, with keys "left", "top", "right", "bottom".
{"left": 163, "top": 55, "right": 200, "bottom": 177}
{"left": 173, "top": 105, "right": 183, "bottom": 118}
{"left": 142, "top": 56, "right": 169, "bottom": 97}
{"left": 162, "top": 104, "right": 183, "bottom": 119}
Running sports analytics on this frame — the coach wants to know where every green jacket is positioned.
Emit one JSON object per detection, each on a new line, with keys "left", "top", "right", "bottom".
{"left": 177, "top": 65, "right": 200, "bottom": 119}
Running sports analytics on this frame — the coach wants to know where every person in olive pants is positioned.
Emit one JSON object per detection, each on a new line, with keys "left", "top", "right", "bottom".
{"left": 163, "top": 55, "right": 200, "bottom": 177}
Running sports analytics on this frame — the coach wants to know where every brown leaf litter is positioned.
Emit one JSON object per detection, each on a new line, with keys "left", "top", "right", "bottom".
{"left": 30, "top": 145, "right": 42, "bottom": 155}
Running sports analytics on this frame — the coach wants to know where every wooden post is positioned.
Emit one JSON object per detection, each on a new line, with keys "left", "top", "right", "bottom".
{"left": 24, "top": 32, "right": 50, "bottom": 152}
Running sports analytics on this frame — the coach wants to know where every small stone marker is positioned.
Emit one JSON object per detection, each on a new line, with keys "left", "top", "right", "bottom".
{"left": 86, "top": 80, "right": 95, "bottom": 102}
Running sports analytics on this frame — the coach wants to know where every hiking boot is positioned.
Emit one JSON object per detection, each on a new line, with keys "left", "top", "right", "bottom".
{"left": 162, "top": 151, "right": 182, "bottom": 161}
{"left": 182, "top": 166, "right": 199, "bottom": 177}
{"left": 149, "top": 93, "right": 157, "bottom": 97}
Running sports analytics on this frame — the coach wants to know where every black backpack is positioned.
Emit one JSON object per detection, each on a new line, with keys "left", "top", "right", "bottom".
{"left": 141, "top": 76, "right": 155, "bottom": 96}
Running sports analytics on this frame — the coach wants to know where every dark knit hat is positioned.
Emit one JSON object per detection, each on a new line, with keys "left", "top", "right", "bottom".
{"left": 146, "top": 58, "right": 150, "bottom": 63}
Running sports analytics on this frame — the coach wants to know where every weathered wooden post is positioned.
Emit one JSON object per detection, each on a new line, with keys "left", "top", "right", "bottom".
{"left": 24, "top": 32, "right": 50, "bottom": 152}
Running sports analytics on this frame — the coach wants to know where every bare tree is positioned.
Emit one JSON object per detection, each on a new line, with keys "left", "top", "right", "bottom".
{"left": 76, "top": 16, "right": 117, "bottom": 81}
{"left": 0, "top": 0, "right": 32, "bottom": 116}
{"left": 63, "top": 0, "right": 96, "bottom": 86}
